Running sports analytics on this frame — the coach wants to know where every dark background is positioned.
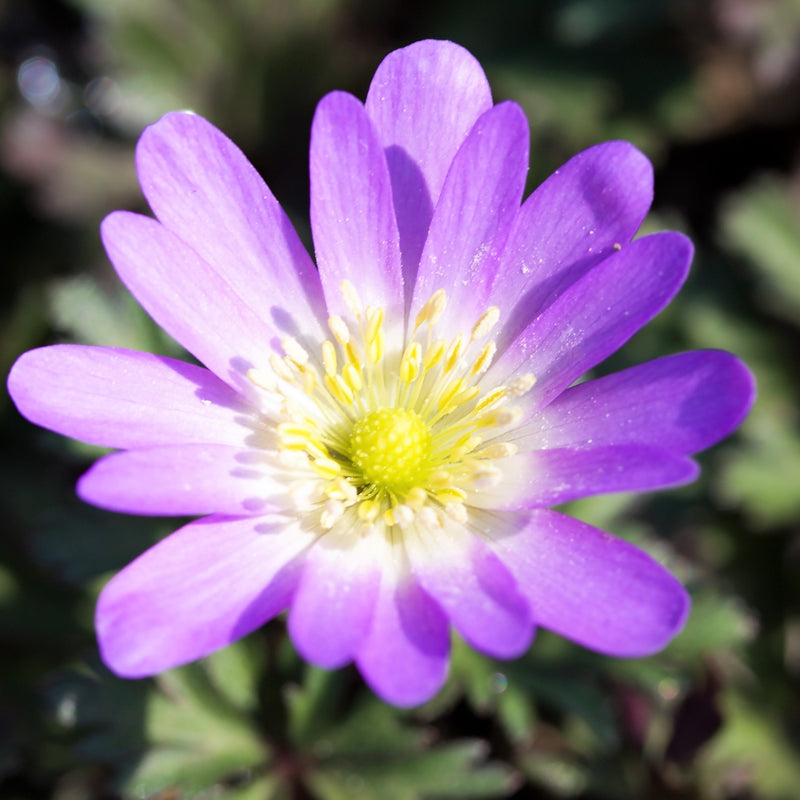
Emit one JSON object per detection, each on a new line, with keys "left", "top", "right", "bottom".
{"left": 2, "top": 0, "right": 800, "bottom": 798}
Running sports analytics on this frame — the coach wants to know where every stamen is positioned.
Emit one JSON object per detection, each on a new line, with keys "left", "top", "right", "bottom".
{"left": 321, "top": 499, "right": 345, "bottom": 529}
{"left": 269, "top": 353, "right": 294, "bottom": 382}
{"left": 423, "top": 339, "right": 446, "bottom": 369}
{"left": 507, "top": 373, "right": 537, "bottom": 396}
{"left": 281, "top": 337, "right": 309, "bottom": 366}
{"left": 328, "top": 315, "right": 350, "bottom": 345}
{"left": 400, "top": 342, "right": 422, "bottom": 383}
{"left": 340, "top": 280, "right": 362, "bottom": 317}
{"left": 481, "top": 443, "right": 518, "bottom": 459}
{"left": 414, "top": 289, "right": 447, "bottom": 329}
{"left": 322, "top": 341, "right": 337, "bottom": 377}
{"left": 253, "top": 284, "right": 527, "bottom": 532}
{"left": 444, "top": 502, "right": 468, "bottom": 523}
{"left": 470, "top": 341, "right": 496, "bottom": 377}
{"left": 247, "top": 368, "right": 277, "bottom": 392}
{"left": 365, "top": 306, "right": 384, "bottom": 363}
{"left": 470, "top": 306, "right": 500, "bottom": 341}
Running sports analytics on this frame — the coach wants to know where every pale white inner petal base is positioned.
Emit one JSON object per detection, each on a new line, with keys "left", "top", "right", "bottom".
{"left": 247, "top": 281, "right": 535, "bottom": 538}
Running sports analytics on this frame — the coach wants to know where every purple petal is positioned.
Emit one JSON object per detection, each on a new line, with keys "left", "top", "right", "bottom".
{"left": 78, "top": 445, "right": 285, "bottom": 517}
{"left": 470, "top": 446, "right": 698, "bottom": 510}
{"left": 491, "top": 141, "right": 653, "bottom": 340}
{"left": 365, "top": 40, "right": 493, "bottom": 283}
{"left": 96, "top": 514, "right": 314, "bottom": 677}
{"left": 492, "top": 232, "right": 693, "bottom": 411}
{"left": 309, "top": 91, "right": 403, "bottom": 319}
{"left": 406, "top": 525, "right": 533, "bottom": 658}
{"left": 410, "top": 102, "right": 529, "bottom": 330}
{"left": 101, "top": 212, "right": 278, "bottom": 390}
{"left": 490, "top": 509, "right": 689, "bottom": 657}
{"left": 7, "top": 345, "right": 252, "bottom": 449}
{"left": 355, "top": 570, "right": 450, "bottom": 707}
{"left": 529, "top": 350, "right": 756, "bottom": 455}
{"left": 288, "top": 530, "right": 381, "bottom": 669}
{"left": 136, "top": 112, "right": 326, "bottom": 339}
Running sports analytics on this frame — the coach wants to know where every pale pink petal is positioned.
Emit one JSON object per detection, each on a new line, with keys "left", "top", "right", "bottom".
{"left": 7, "top": 345, "right": 252, "bottom": 449}
{"left": 410, "top": 101, "right": 529, "bottom": 331}
{"left": 96, "top": 514, "right": 316, "bottom": 677}
{"left": 529, "top": 350, "right": 756, "bottom": 455}
{"left": 490, "top": 141, "right": 653, "bottom": 341}
{"left": 492, "top": 232, "right": 693, "bottom": 411}
{"left": 406, "top": 523, "right": 533, "bottom": 658}
{"left": 469, "top": 446, "right": 698, "bottom": 509}
{"left": 309, "top": 91, "right": 403, "bottom": 320}
{"left": 288, "top": 528, "right": 382, "bottom": 669}
{"left": 365, "top": 40, "right": 493, "bottom": 283}
{"left": 355, "top": 568, "right": 449, "bottom": 707}
{"left": 490, "top": 510, "right": 689, "bottom": 657}
{"left": 78, "top": 445, "right": 286, "bottom": 517}
{"left": 136, "top": 111, "right": 326, "bottom": 339}
{"left": 101, "top": 212, "right": 278, "bottom": 391}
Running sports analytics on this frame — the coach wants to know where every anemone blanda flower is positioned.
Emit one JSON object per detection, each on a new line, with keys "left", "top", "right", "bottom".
{"left": 8, "top": 40, "right": 754, "bottom": 706}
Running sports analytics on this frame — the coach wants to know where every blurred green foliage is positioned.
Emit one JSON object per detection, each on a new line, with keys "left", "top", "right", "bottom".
{"left": 2, "top": 0, "right": 800, "bottom": 798}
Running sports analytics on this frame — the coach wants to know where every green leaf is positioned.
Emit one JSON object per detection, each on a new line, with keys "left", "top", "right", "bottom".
{"left": 285, "top": 664, "right": 350, "bottom": 749}
{"left": 721, "top": 176, "right": 800, "bottom": 320}
{"left": 310, "top": 739, "right": 516, "bottom": 800}
{"left": 700, "top": 691, "right": 800, "bottom": 800}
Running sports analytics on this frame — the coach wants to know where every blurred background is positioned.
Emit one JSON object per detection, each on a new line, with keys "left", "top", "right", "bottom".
{"left": 2, "top": 0, "right": 800, "bottom": 798}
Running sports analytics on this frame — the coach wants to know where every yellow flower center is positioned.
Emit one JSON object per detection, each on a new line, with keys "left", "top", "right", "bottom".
{"left": 246, "top": 280, "right": 535, "bottom": 533}
{"left": 349, "top": 408, "right": 431, "bottom": 492}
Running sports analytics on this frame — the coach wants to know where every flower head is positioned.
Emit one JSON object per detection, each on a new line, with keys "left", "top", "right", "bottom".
{"left": 7, "top": 40, "right": 755, "bottom": 706}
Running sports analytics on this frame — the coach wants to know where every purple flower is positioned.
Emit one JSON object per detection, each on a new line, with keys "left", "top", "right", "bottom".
{"left": 8, "top": 40, "right": 754, "bottom": 707}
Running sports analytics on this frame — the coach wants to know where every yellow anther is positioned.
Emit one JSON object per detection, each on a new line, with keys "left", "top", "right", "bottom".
{"left": 452, "top": 432, "right": 483, "bottom": 456}
{"left": 366, "top": 306, "right": 384, "bottom": 341}
{"left": 423, "top": 339, "right": 446, "bottom": 370}
{"left": 436, "top": 486, "right": 466, "bottom": 504}
{"left": 406, "top": 486, "right": 428, "bottom": 509}
{"left": 320, "top": 499, "right": 345, "bottom": 529}
{"left": 482, "top": 442, "right": 518, "bottom": 459}
{"left": 247, "top": 368, "right": 276, "bottom": 392}
{"left": 414, "top": 289, "right": 447, "bottom": 329}
{"left": 492, "top": 407, "right": 523, "bottom": 427}
{"left": 326, "top": 477, "right": 357, "bottom": 502}
{"left": 437, "top": 377, "right": 467, "bottom": 410}
{"left": 344, "top": 341, "right": 361, "bottom": 369}
{"left": 302, "top": 368, "right": 317, "bottom": 395}
{"left": 313, "top": 456, "right": 342, "bottom": 479}
{"left": 322, "top": 340, "right": 337, "bottom": 377}
{"left": 429, "top": 470, "right": 454, "bottom": 488}
{"left": 400, "top": 342, "right": 422, "bottom": 383}
{"left": 340, "top": 280, "right": 362, "bottom": 316}
{"left": 470, "top": 306, "right": 500, "bottom": 341}
{"left": 324, "top": 373, "right": 354, "bottom": 406}
{"left": 445, "top": 334, "right": 464, "bottom": 372}
{"left": 277, "top": 422, "right": 315, "bottom": 448}
{"left": 367, "top": 328, "right": 383, "bottom": 364}
{"left": 507, "top": 373, "right": 536, "bottom": 396}
{"left": 343, "top": 362, "right": 363, "bottom": 392}
{"left": 475, "top": 386, "right": 507, "bottom": 412}
{"left": 471, "top": 463, "right": 502, "bottom": 489}
{"left": 269, "top": 353, "right": 295, "bottom": 382}
{"left": 281, "top": 337, "right": 309, "bottom": 366}
{"left": 470, "top": 341, "right": 496, "bottom": 377}
{"left": 444, "top": 501, "right": 468, "bottom": 524}
{"left": 328, "top": 315, "right": 350, "bottom": 345}
{"left": 358, "top": 499, "right": 381, "bottom": 522}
